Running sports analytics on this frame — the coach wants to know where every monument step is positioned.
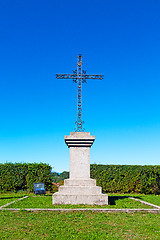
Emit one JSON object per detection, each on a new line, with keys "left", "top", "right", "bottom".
{"left": 58, "top": 185, "right": 102, "bottom": 195}
{"left": 64, "top": 178, "right": 96, "bottom": 186}
{"left": 52, "top": 193, "right": 108, "bottom": 205}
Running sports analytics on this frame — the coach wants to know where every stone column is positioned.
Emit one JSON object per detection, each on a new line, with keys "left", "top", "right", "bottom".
{"left": 52, "top": 132, "right": 108, "bottom": 205}
{"left": 65, "top": 132, "right": 94, "bottom": 179}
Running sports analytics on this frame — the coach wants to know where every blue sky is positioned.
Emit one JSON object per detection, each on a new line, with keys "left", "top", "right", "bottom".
{"left": 0, "top": 0, "right": 160, "bottom": 172}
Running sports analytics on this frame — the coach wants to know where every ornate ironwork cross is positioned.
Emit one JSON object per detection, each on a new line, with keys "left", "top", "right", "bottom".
{"left": 56, "top": 54, "right": 103, "bottom": 132}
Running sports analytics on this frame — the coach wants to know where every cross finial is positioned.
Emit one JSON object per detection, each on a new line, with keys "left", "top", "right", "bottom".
{"left": 56, "top": 55, "right": 103, "bottom": 132}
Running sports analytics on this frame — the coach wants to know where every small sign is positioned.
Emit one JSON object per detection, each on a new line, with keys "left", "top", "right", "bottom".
{"left": 33, "top": 183, "right": 46, "bottom": 195}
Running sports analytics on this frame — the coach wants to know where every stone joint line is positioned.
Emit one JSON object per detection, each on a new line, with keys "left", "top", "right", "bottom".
{"left": 1, "top": 208, "right": 160, "bottom": 213}
{"left": 129, "top": 197, "right": 160, "bottom": 209}
{"left": 0, "top": 196, "right": 29, "bottom": 209}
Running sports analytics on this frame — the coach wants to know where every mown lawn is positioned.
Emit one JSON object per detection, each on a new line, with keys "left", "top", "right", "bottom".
{"left": 1, "top": 192, "right": 160, "bottom": 209}
{"left": 0, "top": 193, "right": 27, "bottom": 207}
{"left": 136, "top": 195, "right": 160, "bottom": 206}
{"left": 1, "top": 193, "right": 155, "bottom": 209}
{"left": 0, "top": 193, "right": 159, "bottom": 239}
{"left": 0, "top": 211, "right": 160, "bottom": 239}
{"left": 109, "top": 193, "right": 160, "bottom": 207}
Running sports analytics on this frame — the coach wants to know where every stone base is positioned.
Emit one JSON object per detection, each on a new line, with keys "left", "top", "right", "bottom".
{"left": 52, "top": 178, "right": 108, "bottom": 205}
{"left": 52, "top": 193, "right": 108, "bottom": 205}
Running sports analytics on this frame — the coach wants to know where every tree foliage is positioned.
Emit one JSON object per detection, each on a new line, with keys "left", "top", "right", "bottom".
{"left": 90, "top": 164, "right": 160, "bottom": 194}
{"left": 0, "top": 163, "right": 52, "bottom": 192}
{"left": 1, "top": 163, "right": 159, "bottom": 194}
{"left": 51, "top": 171, "right": 69, "bottom": 183}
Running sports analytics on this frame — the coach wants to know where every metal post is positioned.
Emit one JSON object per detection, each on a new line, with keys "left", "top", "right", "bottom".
{"left": 77, "top": 55, "right": 83, "bottom": 132}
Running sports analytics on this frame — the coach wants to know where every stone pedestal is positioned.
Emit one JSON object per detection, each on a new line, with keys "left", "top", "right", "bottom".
{"left": 52, "top": 132, "right": 108, "bottom": 205}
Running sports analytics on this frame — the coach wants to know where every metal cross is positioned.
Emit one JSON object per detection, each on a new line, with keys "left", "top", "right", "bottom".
{"left": 56, "top": 54, "right": 103, "bottom": 132}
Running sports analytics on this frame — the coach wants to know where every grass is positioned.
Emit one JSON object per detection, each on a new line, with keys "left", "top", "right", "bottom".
{"left": 1, "top": 192, "right": 159, "bottom": 209}
{"left": 0, "top": 192, "right": 27, "bottom": 207}
{"left": 0, "top": 192, "right": 159, "bottom": 239}
{"left": 135, "top": 195, "right": 160, "bottom": 206}
{"left": 1, "top": 193, "right": 155, "bottom": 209}
{"left": 0, "top": 211, "right": 160, "bottom": 239}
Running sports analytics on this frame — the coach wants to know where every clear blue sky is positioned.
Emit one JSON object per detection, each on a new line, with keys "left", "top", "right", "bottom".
{"left": 0, "top": 0, "right": 160, "bottom": 172}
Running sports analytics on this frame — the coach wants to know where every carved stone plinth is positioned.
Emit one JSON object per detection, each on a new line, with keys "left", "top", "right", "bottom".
{"left": 52, "top": 132, "right": 108, "bottom": 205}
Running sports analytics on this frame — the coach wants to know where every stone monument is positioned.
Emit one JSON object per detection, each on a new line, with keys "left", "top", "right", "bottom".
{"left": 52, "top": 132, "right": 108, "bottom": 205}
{"left": 53, "top": 55, "right": 108, "bottom": 205}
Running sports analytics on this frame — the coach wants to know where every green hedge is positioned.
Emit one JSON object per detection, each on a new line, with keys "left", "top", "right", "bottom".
{"left": 90, "top": 165, "right": 160, "bottom": 194}
{"left": 0, "top": 163, "right": 52, "bottom": 192}
{"left": 1, "top": 163, "right": 160, "bottom": 194}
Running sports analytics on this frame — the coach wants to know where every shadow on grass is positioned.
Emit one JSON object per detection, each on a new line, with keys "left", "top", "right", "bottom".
{"left": 0, "top": 196, "right": 25, "bottom": 200}
{"left": 108, "top": 196, "right": 129, "bottom": 205}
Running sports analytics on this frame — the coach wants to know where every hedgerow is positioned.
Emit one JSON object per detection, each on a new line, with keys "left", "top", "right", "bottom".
{"left": 90, "top": 164, "right": 160, "bottom": 194}
{"left": 0, "top": 163, "right": 159, "bottom": 194}
{"left": 0, "top": 163, "right": 52, "bottom": 192}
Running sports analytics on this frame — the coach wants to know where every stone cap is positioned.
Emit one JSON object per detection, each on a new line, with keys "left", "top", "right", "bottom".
{"left": 64, "top": 132, "right": 95, "bottom": 148}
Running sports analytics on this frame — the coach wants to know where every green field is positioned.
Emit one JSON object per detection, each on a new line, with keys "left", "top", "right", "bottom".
{"left": 0, "top": 211, "right": 160, "bottom": 239}
{"left": 0, "top": 192, "right": 27, "bottom": 207}
{"left": 0, "top": 193, "right": 160, "bottom": 239}
{"left": 1, "top": 193, "right": 158, "bottom": 209}
{"left": 137, "top": 195, "right": 160, "bottom": 206}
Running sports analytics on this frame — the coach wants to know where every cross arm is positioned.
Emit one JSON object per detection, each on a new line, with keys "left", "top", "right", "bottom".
{"left": 56, "top": 74, "right": 103, "bottom": 80}
{"left": 83, "top": 74, "right": 103, "bottom": 80}
{"left": 56, "top": 74, "right": 76, "bottom": 79}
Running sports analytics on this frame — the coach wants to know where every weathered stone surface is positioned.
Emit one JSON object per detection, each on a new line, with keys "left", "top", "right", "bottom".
{"left": 69, "top": 147, "right": 90, "bottom": 179}
{"left": 64, "top": 132, "right": 95, "bottom": 148}
{"left": 58, "top": 185, "right": 102, "bottom": 195}
{"left": 64, "top": 178, "right": 96, "bottom": 186}
{"left": 52, "top": 132, "right": 108, "bottom": 205}
{"left": 52, "top": 193, "right": 108, "bottom": 205}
